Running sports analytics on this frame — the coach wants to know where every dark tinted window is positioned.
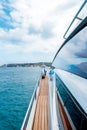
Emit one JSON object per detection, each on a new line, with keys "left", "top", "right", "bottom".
{"left": 66, "top": 97, "right": 83, "bottom": 129}
{"left": 56, "top": 74, "right": 61, "bottom": 89}
{"left": 81, "top": 116, "right": 87, "bottom": 129}
{"left": 56, "top": 75, "right": 87, "bottom": 130}
{"left": 58, "top": 85, "right": 69, "bottom": 104}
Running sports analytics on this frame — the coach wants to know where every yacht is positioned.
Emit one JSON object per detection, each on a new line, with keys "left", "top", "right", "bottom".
{"left": 21, "top": 1, "right": 87, "bottom": 130}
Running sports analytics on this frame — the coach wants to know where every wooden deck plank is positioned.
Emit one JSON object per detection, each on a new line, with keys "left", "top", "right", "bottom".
{"left": 45, "top": 99, "right": 48, "bottom": 130}
{"left": 32, "top": 75, "right": 49, "bottom": 130}
{"left": 33, "top": 99, "right": 39, "bottom": 130}
{"left": 38, "top": 97, "right": 42, "bottom": 130}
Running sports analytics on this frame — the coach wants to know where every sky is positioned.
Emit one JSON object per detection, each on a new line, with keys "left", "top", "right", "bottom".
{"left": 53, "top": 27, "right": 87, "bottom": 68}
{"left": 0, "top": 0, "right": 84, "bottom": 65}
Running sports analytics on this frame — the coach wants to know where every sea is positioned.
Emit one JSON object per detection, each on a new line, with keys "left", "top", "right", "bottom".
{"left": 0, "top": 67, "right": 41, "bottom": 130}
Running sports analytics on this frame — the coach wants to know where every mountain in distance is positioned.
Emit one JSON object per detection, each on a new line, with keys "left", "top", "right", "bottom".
{"left": 0, "top": 62, "right": 52, "bottom": 68}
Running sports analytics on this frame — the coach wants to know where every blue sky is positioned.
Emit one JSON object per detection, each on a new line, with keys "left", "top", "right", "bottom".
{"left": 0, "top": 0, "right": 84, "bottom": 65}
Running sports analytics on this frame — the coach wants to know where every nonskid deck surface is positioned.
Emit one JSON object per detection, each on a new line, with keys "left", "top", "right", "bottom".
{"left": 32, "top": 75, "right": 49, "bottom": 130}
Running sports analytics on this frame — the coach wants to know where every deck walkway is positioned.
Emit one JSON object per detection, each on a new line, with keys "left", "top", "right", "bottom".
{"left": 32, "top": 75, "right": 49, "bottom": 130}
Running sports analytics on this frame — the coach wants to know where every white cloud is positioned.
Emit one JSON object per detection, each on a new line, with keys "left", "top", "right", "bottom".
{"left": 0, "top": 0, "right": 84, "bottom": 65}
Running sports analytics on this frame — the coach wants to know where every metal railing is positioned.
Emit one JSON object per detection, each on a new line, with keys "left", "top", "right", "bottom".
{"left": 48, "top": 73, "right": 60, "bottom": 130}
{"left": 63, "top": 0, "right": 87, "bottom": 39}
{"left": 21, "top": 76, "right": 41, "bottom": 130}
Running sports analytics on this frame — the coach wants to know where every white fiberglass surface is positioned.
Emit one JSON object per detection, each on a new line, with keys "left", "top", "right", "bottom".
{"left": 55, "top": 69, "right": 87, "bottom": 114}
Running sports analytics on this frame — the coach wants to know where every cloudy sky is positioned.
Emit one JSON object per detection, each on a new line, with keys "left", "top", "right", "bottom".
{"left": 0, "top": 0, "right": 84, "bottom": 65}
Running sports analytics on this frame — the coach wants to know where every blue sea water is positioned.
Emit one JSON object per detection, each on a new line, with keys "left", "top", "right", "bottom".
{"left": 0, "top": 67, "right": 41, "bottom": 130}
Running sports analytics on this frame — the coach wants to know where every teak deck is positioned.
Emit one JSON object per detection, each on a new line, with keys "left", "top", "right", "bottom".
{"left": 32, "top": 75, "right": 49, "bottom": 130}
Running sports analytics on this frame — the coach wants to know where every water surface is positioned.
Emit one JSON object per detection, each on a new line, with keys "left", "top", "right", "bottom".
{"left": 0, "top": 67, "right": 41, "bottom": 130}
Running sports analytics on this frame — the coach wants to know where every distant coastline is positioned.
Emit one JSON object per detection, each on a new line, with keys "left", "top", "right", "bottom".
{"left": 0, "top": 62, "right": 52, "bottom": 67}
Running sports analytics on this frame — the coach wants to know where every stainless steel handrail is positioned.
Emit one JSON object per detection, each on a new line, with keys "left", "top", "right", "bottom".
{"left": 21, "top": 76, "right": 41, "bottom": 130}
{"left": 63, "top": 0, "right": 87, "bottom": 39}
{"left": 52, "top": 16, "right": 87, "bottom": 64}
